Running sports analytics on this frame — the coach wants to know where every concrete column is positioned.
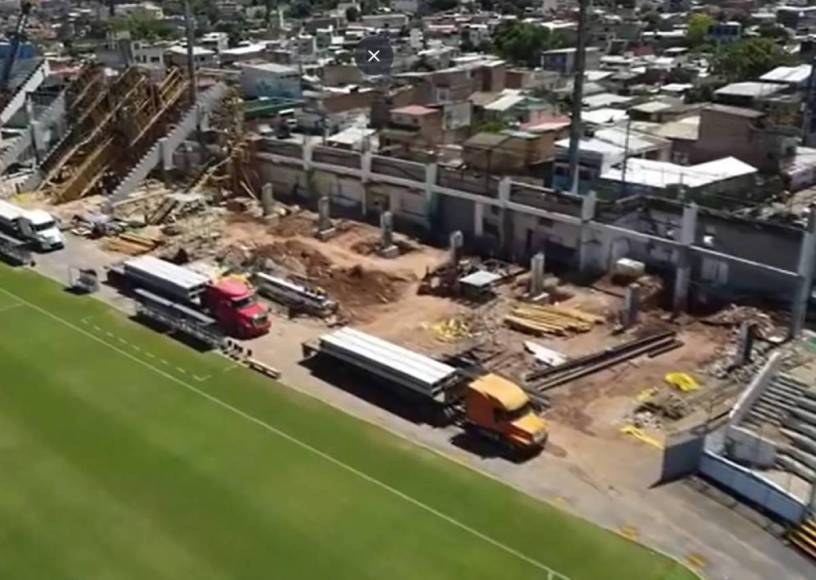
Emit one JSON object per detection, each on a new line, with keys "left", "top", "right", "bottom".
{"left": 317, "top": 196, "right": 331, "bottom": 229}
{"left": 578, "top": 191, "right": 597, "bottom": 275}
{"left": 673, "top": 203, "right": 698, "bottom": 314}
{"left": 449, "top": 230, "right": 464, "bottom": 266}
{"left": 379, "top": 211, "right": 398, "bottom": 258}
{"left": 303, "top": 141, "right": 314, "bottom": 171}
{"left": 530, "top": 252, "right": 546, "bottom": 296}
{"left": 261, "top": 183, "right": 275, "bottom": 216}
{"left": 621, "top": 283, "right": 640, "bottom": 329}
{"left": 425, "top": 163, "right": 438, "bottom": 224}
{"left": 733, "top": 321, "right": 754, "bottom": 367}
{"left": 473, "top": 201, "right": 484, "bottom": 237}
{"left": 361, "top": 151, "right": 372, "bottom": 183}
{"left": 159, "top": 137, "right": 172, "bottom": 171}
{"left": 498, "top": 177, "right": 511, "bottom": 203}
{"left": 791, "top": 209, "right": 816, "bottom": 337}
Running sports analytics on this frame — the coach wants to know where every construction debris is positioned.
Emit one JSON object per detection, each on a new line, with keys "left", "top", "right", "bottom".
{"left": 664, "top": 372, "right": 700, "bottom": 392}
{"left": 427, "top": 317, "right": 472, "bottom": 342}
{"left": 524, "top": 342, "right": 567, "bottom": 366}
{"left": 505, "top": 303, "right": 605, "bottom": 336}
{"left": 525, "top": 330, "right": 681, "bottom": 391}
{"left": 103, "top": 231, "right": 162, "bottom": 255}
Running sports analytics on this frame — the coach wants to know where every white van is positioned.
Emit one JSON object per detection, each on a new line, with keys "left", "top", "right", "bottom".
{"left": 0, "top": 201, "right": 64, "bottom": 251}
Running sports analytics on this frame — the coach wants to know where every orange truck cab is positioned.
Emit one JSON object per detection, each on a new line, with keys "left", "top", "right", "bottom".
{"left": 204, "top": 278, "right": 270, "bottom": 339}
{"left": 464, "top": 373, "right": 548, "bottom": 452}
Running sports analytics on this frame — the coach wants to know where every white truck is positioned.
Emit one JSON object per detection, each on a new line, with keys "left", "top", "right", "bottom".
{"left": 0, "top": 200, "right": 64, "bottom": 251}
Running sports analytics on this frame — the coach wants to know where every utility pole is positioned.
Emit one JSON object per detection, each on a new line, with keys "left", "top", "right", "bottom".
{"left": 566, "top": 0, "right": 590, "bottom": 194}
{"left": 183, "top": 0, "right": 205, "bottom": 165}
{"left": 183, "top": 0, "right": 197, "bottom": 106}
{"left": 620, "top": 116, "right": 632, "bottom": 198}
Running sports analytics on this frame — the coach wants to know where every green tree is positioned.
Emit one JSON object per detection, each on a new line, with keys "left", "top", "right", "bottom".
{"left": 345, "top": 6, "right": 359, "bottom": 21}
{"left": 494, "top": 22, "right": 565, "bottom": 67}
{"left": 110, "top": 13, "right": 178, "bottom": 41}
{"left": 687, "top": 13, "right": 713, "bottom": 47}
{"left": 712, "top": 37, "right": 795, "bottom": 82}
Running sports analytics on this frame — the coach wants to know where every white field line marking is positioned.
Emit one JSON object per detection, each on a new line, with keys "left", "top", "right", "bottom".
{"left": 0, "top": 302, "right": 22, "bottom": 314}
{"left": 0, "top": 285, "right": 568, "bottom": 580}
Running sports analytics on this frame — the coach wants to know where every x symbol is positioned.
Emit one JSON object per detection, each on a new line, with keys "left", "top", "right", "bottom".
{"left": 368, "top": 50, "right": 380, "bottom": 62}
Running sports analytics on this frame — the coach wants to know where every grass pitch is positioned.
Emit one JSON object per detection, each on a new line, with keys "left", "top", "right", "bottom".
{"left": 0, "top": 264, "right": 698, "bottom": 580}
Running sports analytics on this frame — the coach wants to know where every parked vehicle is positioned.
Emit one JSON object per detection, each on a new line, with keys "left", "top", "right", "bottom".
{"left": 0, "top": 200, "right": 64, "bottom": 250}
{"left": 109, "top": 256, "right": 270, "bottom": 339}
{"left": 303, "top": 327, "right": 547, "bottom": 454}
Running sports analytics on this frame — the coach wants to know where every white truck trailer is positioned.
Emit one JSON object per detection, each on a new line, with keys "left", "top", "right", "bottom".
{"left": 0, "top": 200, "right": 64, "bottom": 251}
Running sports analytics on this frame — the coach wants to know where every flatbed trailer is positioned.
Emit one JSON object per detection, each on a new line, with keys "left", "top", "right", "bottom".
{"left": 303, "top": 327, "right": 465, "bottom": 421}
{"left": 111, "top": 256, "right": 209, "bottom": 304}
{"left": 303, "top": 328, "right": 549, "bottom": 450}
{"left": 0, "top": 230, "right": 32, "bottom": 266}
{"left": 133, "top": 288, "right": 225, "bottom": 348}
{"left": 253, "top": 271, "right": 337, "bottom": 317}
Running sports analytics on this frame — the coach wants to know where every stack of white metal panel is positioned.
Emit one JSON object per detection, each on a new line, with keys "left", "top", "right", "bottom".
{"left": 318, "top": 327, "right": 460, "bottom": 402}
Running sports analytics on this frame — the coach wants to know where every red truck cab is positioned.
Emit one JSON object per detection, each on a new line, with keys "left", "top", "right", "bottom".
{"left": 204, "top": 278, "right": 270, "bottom": 338}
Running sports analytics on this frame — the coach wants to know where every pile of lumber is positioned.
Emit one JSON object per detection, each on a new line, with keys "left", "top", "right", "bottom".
{"left": 103, "top": 231, "right": 162, "bottom": 256}
{"left": 505, "top": 303, "right": 604, "bottom": 336}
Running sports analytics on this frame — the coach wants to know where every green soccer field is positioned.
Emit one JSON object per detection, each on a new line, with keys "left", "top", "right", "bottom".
{"left": 0, "top": 264, "right": 698, "bottom": 580}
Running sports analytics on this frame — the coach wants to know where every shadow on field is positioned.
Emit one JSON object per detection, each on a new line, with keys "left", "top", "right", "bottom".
{"left": 449, "top": 432, "right": 542, "bottom": 464}
{"left": 299, "top": 353, "right": 434, "bottom": 425}
{"left": 129, "top": 314, "right": 216, "bottom": 353}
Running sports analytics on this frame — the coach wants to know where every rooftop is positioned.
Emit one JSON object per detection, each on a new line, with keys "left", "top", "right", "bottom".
{"left": 714, "top": 81, "right": 785, "bottom": 99}
{"left": 484, "top": 94, "right": 527, "bottom": 112}
{"left": 704, "top": 103, "right": 766, "bottom": 119}
{"left": 582, "top": 93, "right": 633, "bottom": 110}
{"left": 600, "top": 156, "right": 757, "bottom": 189}
{"left": 391, "top": 105, "right": 438, "bottom": 116}
{"left": 760, "top": 64, "right": 813, "bottom": 85}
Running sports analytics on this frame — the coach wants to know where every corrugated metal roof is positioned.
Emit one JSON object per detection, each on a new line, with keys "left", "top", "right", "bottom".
{"left": 320, "top": 327, "right": 457, "bottom": 387}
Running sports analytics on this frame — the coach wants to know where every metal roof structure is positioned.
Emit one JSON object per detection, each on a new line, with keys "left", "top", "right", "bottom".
{"left": 600, "top": 156, "right": 757, "bottom": 190}
{"left": 124, "top": 256, "right": 209, "bottom": 292}
{"left": 319, "top": 327, "right": 458, "bottom": 389}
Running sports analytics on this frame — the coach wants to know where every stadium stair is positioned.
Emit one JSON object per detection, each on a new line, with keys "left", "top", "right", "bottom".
{"left": 106, "top": 82, "right": 229, "bottom": 206}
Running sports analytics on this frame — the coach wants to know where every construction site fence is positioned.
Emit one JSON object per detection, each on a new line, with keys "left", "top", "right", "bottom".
{"left": 699, "top": 449, "right": 808, "bottom": 524}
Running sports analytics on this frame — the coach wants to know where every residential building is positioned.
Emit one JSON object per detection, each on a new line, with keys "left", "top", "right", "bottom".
{"left": 380, "top": 105, "right": 444, "bottom": 154}
{"left": 713, "top": 82, "right": 785, "bottom": 108}
{"left": 541, "top": 47, "right": 601, "bottom": 74}
{"left": 777, "top": 6, "right": 816, "bottom": 32}
{"left": 166, "top": 45, "right": 217, "bottom": 68}
{"left": 706, "top": 21, "right": 742, "bottom": 44}
{"left": 692, "top": 104, "right": 798, "bottom": 172}
{"left": 240, "top": 62, "right": 302, "bottom": 99}
{"left": 597, "top": 157, "right": 758, "bottom": 200}
{"left": 201, "top": 32, "right": 229, "bottom": 53}
{"left": 463, "top": 128, "right": 559, "bottom": 175}
{"left": 361, "top": 13, "right": 409, "bottom": 30}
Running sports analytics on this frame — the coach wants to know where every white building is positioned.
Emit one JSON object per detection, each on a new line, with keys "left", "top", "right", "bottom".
{"left": 166, "top": 45, "right": 217, "bottom": 68}
{"left": 201, "top": 32, "right": 229, "bottom": 53}
{"left": 240, "top": 62, "right": 302, "bottom": 99}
